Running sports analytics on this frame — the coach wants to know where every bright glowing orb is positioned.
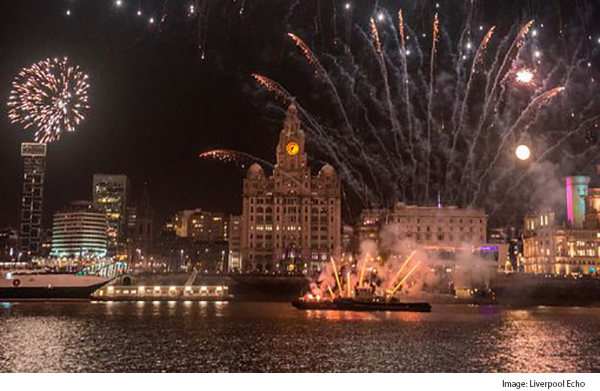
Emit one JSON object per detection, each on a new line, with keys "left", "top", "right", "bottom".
{"left": 516, "top": 68, "right": 534, "bottom": 85}
{"left": 516, "top": 145, "right": 531, "bottom": 161}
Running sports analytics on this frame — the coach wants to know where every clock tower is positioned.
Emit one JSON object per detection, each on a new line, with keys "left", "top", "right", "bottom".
{"left": 239, "top": 101, "right": 342, "bottom": 273}
{"left": 275, "top": 102, "right": 307, "bottom": 177}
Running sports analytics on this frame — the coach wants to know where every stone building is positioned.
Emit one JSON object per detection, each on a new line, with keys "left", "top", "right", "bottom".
{"left": 522, "top": 175, "right": 600, "bottom": 275}
{"left": 240, "top": 103, "right": 342, "bottom": 272}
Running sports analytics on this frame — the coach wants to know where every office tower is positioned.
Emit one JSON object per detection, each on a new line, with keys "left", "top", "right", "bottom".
{"left": 93, "top": 174, "right": 129, "bottom": 257}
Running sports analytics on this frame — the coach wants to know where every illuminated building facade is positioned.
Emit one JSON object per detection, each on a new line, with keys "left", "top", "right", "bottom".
{"left": 50, "top": 201, "right": 108, "bottom": 259}
{"left": 93, "top": 174, "right": 129, "bottom": 257}
{"left": 358, "top": 203, "right": 488, "bottom": 248}
{"left": 240, "top": 103, "right": 342, "bottom": 272}
{"left": 523, "top": 210, "right": 600, "bottom": 275}
{"left": 523, "top": 175, "right": 600, "bottom": 275}
{"left": 19, "top": 143, "right": 47, "bottom": 258}
{"left": 170, "top": 209, "right": 228, "bottom": 242}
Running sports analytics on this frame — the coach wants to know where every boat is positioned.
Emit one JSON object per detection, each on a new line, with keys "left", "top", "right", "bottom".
{"left": 291, "top": 287, "right": 432, "bottom": 312}
{"left": 0, "top": 270, "right": 112, "bottom": 301}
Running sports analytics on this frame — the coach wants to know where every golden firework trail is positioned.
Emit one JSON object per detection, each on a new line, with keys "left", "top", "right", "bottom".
{"left": 330, "top": 257, "right": 343, "bottom": 296}
{"left": 347, "top": 271, "right": 352, "bottom": 297}
{"left": 287, "top": 33, "right": 320, "bottom": 72}
{"left": 398, "top": 10, "right": 406, "bottom": 52}
{"left": 431, "top": 13, "right": 440, "bottom": 56}
{"left": 475, "top": 26, "right": 496, "bottom": 65}
{"left": 358, "top": 257, "right": 368, "bottom": 286}
{"left": 251, "top": 73, "right": 291, "bottom": 102}
{"left": 388, "top": 250, "right": 416, "bottom": 289}
{"left": 327, "top": 285, "right": 335, "bottom": 299}
{"left": 516, "top": 20, "right": 535, "bottom": 49}
{"left": 391, "top": 260, "right": 422, "bottom": 295}
{"left": 370, "top": 18, "right": 383, "bottom": 58}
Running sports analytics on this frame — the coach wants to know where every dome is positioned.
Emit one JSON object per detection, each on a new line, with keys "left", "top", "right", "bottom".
{"left": 319, "top": 164, "right": 336, "bottom": 177}
{"left": 247, "top": 163, "right": 265, "bottom": 179}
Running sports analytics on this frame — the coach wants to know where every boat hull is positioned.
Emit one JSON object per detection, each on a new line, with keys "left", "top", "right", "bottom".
{"left": 292, "top": 299, "right": 432, "bottom": 312}
{"left": 0, "top": 282, "right": 109, "bottom": 301}
{"left": 0, "top": 274, "right": 112, "bottom": 301}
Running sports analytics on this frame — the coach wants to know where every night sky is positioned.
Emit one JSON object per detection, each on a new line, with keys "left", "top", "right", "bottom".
{"left": 1, "top": 1, "right": 598, "bottom": 229}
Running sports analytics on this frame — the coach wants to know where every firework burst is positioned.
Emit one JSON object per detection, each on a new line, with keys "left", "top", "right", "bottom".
{"left": 254, "top": 6, "right": 600, "bottom": 222}
{"left": 7, "top": 57, "right": 90, "bottom": 143}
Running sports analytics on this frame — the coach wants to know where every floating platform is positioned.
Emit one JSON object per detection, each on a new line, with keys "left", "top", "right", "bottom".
{"left": 93, "top": 285, "right": 233, "bottom": 302}
{"left": 292, "top": 298, "right": 432, "bottom": 312}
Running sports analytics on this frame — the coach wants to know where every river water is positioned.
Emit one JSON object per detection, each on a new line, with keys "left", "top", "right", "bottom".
{"left": 0, "top": 302, "right": 599, "bottom": 372}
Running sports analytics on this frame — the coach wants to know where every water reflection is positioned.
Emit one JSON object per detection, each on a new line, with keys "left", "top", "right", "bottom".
{"left": 0, "top": 303, "right": 598, "bottom": 372}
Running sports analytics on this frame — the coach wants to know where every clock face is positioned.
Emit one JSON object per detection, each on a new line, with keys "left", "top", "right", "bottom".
{"left": 286, "top": 141, "right": 300, "bottom": 156}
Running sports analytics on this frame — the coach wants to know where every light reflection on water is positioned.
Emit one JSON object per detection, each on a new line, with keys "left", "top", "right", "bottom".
{"left": 0, "top": 302, "right": 598, "bottom": 372}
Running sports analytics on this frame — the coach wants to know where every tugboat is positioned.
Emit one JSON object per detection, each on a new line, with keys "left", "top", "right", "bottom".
{"left": 0, "top": 270, "right": 112, "bottom": 301}
{"left": 292, "top": 287, "right": 432, "bottom": 312}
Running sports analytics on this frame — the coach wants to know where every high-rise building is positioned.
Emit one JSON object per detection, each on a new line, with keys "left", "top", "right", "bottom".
{"left": 93, "top": 174, "right": 129, "bottom": 257}
{"left": 50, "top": 201, "right": 108, "bottom": 259}
{"left": 19, "top": 142, "right": 47, "bottom": 258}
{"left": 240, "top": 103, "right": 342, "bottom": 272}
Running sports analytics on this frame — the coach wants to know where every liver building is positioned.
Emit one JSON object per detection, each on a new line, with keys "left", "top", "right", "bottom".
{"left": 240, "top": 103, "right": 341, "bottom": 272}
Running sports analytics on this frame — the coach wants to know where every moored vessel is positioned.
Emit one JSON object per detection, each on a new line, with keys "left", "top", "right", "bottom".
{"left": 291, "top": 288, "right": 432, "bottom": 312}
{"left": 0, "top": 270, "right": 112, "bottom": 301}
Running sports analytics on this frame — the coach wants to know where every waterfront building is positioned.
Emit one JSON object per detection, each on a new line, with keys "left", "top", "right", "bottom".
{"left": 19, "top": 142, "right": 47, "bottom": 258}
{"left": 93, "top": 174, "right": 129, "bottom": 257}
{"left": 357, "top": 203, "right": 501, "bottom": 290}
{"left": 358, "top": 203, "right": 488, "bottom": 248}
{"left": 240, "top": 103, "right": 342, "bottom": 272}
{"left": 522, "top": 175, "right": 600, "bottom": 275}
{"left": 387, "top": 202, "right": 488, "bottom": 246}
{"left": 50, "top": 201, "right": 108, "bottom": 259}
{"left": 228, "top": 215, "right": 242, "bottom": 271}
{"left": 523, "top": 210, "right": 600, "bottom": 275}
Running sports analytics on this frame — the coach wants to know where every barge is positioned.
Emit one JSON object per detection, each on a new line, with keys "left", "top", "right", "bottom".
{"left": 292, "top": 288, "right": 432, "bottom": 312}
{"left": 93, "top": 284, "right": 232, "bottom": 301}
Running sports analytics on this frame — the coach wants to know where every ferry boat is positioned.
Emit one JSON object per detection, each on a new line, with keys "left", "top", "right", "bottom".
{"left": 292, "top": 287, "right": 432, "bottom": 312}
{"left": 0, "top": 270, "right": 112, "bottom": 301}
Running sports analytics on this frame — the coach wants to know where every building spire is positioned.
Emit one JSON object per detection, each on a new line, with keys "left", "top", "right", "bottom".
{"left": 283, "top": 99, "right": 300, "bottom": 136}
